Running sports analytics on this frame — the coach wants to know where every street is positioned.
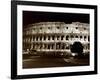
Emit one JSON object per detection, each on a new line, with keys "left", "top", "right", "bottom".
{"left": 23, "top": 55, "right": 89, "bottom": 69}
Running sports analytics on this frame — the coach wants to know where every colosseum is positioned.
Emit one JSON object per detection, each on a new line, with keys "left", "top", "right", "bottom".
{"left": 23, "top": 22, "right": 90, "bottom": 57}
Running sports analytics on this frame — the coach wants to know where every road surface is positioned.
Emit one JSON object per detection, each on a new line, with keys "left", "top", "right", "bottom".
{"left": 23, "top": 55, "right": 89, "bottom": 69}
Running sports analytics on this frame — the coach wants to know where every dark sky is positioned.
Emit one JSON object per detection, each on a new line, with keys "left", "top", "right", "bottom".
{"left": 23, "top": 11, "right": 89, "bottom": 28}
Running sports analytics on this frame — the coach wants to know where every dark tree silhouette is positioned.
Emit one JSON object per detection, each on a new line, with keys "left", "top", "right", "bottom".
{"left": 70, "top": 42, "right": 83, "bottom": 56}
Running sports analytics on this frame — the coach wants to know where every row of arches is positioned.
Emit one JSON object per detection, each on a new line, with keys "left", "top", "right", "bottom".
{"left": 23, "top": 34, "right": 90, "bottom": 43}
{"left": 23, "top": 42, "right": 89, "bottom": 51}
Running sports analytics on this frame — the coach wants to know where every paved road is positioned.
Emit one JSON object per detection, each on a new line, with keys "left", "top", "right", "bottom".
{"left": 23, "top": 55, "right": 89, "bottom": 69}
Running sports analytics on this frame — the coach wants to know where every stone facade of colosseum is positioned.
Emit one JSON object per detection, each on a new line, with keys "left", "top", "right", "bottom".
{"left": 23, "top": 22, "right": 90, "bottom": 56}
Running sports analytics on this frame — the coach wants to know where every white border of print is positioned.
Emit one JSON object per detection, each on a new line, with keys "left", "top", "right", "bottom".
{"left": 17, "top": 5, "right": 94, "bottom": 75}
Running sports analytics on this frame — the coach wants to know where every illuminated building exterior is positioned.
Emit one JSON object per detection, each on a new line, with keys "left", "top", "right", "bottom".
{"left": 23, "top": 22, "right": 90, "bottom": 56}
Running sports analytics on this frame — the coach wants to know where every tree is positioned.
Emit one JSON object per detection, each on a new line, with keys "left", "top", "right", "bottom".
{"left": 70, "top": 42, "right": 83, "bottom": 56}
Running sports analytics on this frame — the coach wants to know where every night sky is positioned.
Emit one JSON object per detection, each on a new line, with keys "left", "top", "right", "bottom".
{"left": 23, "top": 11, "right": 89, "bottom": 28}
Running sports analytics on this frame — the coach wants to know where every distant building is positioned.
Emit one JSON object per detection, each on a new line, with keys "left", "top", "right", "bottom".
{"left": 23, "top": 22, "right": 90, "bottom": 56}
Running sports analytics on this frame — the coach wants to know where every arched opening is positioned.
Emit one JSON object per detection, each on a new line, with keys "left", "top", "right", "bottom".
{"left": 70, "top": 41, "right": 83, "bottom": 56}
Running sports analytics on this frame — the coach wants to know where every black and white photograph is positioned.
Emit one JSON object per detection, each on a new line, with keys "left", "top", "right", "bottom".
{"left": 11, "top": 1, "right": 97, "bottom": 79}
{"left": 23, "top": 11, "right": 90, "bottom": 69}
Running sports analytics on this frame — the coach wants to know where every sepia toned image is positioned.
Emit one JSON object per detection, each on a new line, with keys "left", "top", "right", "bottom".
{"left": 22, "top": 11, "right": 90, "bottom": 69}
{"left": 11, "top": 1, "right": 97, "bottom": 79}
